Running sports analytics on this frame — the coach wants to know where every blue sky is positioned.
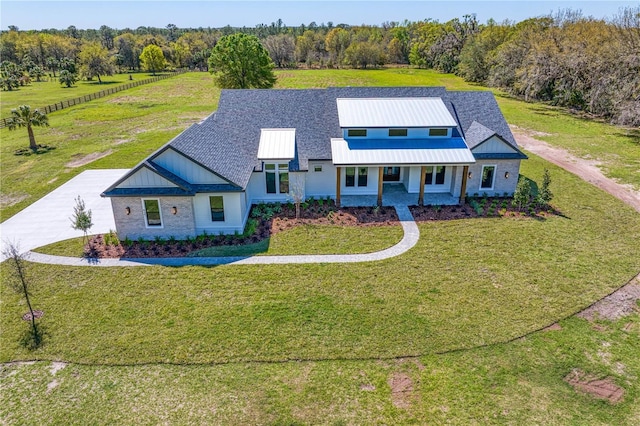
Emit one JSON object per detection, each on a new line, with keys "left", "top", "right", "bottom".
{"left": 1, "top": 1, "right": 633, "bottom": 30}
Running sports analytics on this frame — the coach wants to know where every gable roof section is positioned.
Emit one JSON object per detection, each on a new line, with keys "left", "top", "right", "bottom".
{"left": 336, "top": 97, "right": 457, "bottom": 128}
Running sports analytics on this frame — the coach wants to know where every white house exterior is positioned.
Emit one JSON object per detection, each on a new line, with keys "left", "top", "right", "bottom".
{"left": 103, "top": 87, "right": 526, "bottom": 239}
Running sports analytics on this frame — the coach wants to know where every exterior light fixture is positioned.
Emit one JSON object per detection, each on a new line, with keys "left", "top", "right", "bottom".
{"left": 504, "top": 171, "right": 510, "bottom": 179}
{"left": 125, "top": 206, "right": 131, "bottom": 215}
{"left": 172, "top": 206, "right": 178, "bottom": 215}
{"left": 468, "top": 171, "right": 472, "bottom": 179}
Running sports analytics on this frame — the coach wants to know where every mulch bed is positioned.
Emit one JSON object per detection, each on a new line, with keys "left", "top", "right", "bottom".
{"left": 84, "top": 197, "right": 558, "bottom": 259}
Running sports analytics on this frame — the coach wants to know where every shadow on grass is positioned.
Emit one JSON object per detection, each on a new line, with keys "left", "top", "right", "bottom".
{"left": 187, "top": 238, "right": 271, "bottom": 258}
{"left": 14, "top": 145, "right": 56, "bottom": 156}
{"left": 19, "top": 323, "right": 48, "bottom": 351}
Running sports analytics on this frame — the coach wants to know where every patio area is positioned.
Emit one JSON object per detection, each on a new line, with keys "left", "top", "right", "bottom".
{"left": 340, "top": 183, "right": 460, "bottom": 207}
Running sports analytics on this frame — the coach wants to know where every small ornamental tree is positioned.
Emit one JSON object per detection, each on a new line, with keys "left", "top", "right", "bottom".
{"left": 59, "top": 69, "right": 77, "bottom": 87}
{"left": 512, "top": 176, "right": 531, "bottom": 211}
{"left": 2, "top": 242, "right": 43, "bottom": 349}
{"left": 537, "top": 168, "right": 553, "bottom": 207}
{"left": 70, "top": 196, "right": 93, "bottom": 243}
{"left": 6, "top": 105, "right": 49, "bottom": 151}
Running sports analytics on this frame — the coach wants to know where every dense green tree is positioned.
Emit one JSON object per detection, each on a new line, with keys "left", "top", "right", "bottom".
{"left": 139, "top": 44, "right": 166, "bottom": 75}
{"left": 6, "top": 105, "right": 49, "bottom": 151}
{"left": 29, "top": 65, "right": 45, "bottom": 82}
{"left": 325, "top": 27, "right": 351, "bottom": 66}
{"left": 343, "top": 41, "right": 386, "bottom": 68}
{"left": 58, "top": 69, "right": 77, "bottom": 87}
{"left": 0, "top": 61, "right": 22, "bottom": 91}
{"left": 78, "top": 41, "right": 115, "bottom": 83}
{"left": 208, "top": 33, "right": 276, "bottom": 89}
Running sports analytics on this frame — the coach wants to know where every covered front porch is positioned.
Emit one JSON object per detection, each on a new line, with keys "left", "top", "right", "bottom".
{"left": 340, "top": 183, "right": 460, "bottom": 207}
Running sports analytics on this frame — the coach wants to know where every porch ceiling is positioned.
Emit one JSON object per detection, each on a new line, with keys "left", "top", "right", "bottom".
{"left": 330, "top": 138, "right": 476, "bottom": 166}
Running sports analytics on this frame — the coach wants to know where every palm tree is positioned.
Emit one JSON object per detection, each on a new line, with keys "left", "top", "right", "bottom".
{"left": 7, "top": 105, "right": 49, "bottom": 151}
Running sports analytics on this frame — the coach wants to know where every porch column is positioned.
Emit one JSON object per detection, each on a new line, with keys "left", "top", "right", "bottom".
{"left": 335, "top": 167, "right": 341, "bottom": 207}
{"left": 377, "top": 167, "right": 383, "bottom": 206}
{"left": 459, "top": 165, "right": 469, "bottom": 204}
{"left": 418, "top": 166, "right": 427, "bottom": 206}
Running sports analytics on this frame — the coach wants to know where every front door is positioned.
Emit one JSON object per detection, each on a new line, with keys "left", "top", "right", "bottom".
{"left": 382, "top": 166, "right": 401, "bottom": 182}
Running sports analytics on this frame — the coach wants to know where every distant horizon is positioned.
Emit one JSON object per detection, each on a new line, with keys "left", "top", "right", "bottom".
{"left": 1, "top": 1, "right": 635, "bottom": 31}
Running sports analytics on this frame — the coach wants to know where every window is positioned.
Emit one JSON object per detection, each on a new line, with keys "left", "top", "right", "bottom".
{"left": 345, "top": 167, "right": 368, "bottom": 187}
{"left": 389, "top": 128, "right": 408, "bottom": 137}
{"left": 142, "top": 199, "right": 162, "bottom": 227}
{"left": 345, "top": 167, "right": 355, "bottom": 187}
{"left": 425, "top": 166, "right": 446, "bottom": 185}
{"left": 265, "top": 163, "right": 289, "bottom": 194}
{"left": 348, "top": 129, "right": 367, "bottom": 137}
{"left": 429, "top": 128, "right": 448, "bottom": 137}
{"left": 358, "top": 167, "right": 368, "bottom": 186}
{"left": 209, "top": 196, "right": 224, "bottom": 221}
{"left": 313, "top": 164, "right": 323, "bottom": 172}
{"left": 481, "top": 165, "right": 496, "bottom": 189}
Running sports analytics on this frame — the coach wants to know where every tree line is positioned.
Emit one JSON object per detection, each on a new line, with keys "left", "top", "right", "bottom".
{"left": 1, "top": 7, "right": 638, "bottom": 125}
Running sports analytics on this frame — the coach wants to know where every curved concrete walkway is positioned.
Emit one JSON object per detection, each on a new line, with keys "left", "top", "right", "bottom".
{"left": 25, "top": 205, "right": 419, "bottom": 267}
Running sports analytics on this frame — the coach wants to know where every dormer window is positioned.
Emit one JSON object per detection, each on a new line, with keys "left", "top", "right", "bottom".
{"left": 389, "top": 128, "right": 408, "bottom": 137}
{"left": 347, "top": 129, "right": 367, "bottom": 137}
{"left": 429, "top": 128, "right": 448, "bottom": 137}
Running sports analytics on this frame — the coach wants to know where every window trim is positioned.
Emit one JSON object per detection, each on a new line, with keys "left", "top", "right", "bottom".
{"left": 424, "top": 166, "right": 447, "bottom": 186}
{"left": 480, "top": 165, "right": 497, "bottom": 190}
{"left": 313, "top": 164, "right": 323, "bottom": 172}
{"left": 141, "top": 198, "right": 163, "bottom": 228}
{"left": 345, "top": 166, "right": 368, "bottom": 188}
{"left": 265, "top": 162, "right": 289, "bottom": 195}
{"left": 429, "top": 128, "right": 449, "bottom": 137}
{"left": 347, "top": 129, "right": 367, "bottom": 137}
{"left": 389, "top": 128, "right": 408, "bottom": 137}
{"left": 209, "top": 195, "right": 225, "bottom": 222}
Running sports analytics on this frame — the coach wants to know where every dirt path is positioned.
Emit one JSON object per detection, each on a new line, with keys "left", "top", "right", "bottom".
{"left": 512, "top": 130, "right": 640, "bottom": 213}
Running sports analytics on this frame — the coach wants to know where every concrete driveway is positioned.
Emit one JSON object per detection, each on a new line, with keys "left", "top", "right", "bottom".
{"left": 0, "top": 169, "right": 128, "bottom": 260}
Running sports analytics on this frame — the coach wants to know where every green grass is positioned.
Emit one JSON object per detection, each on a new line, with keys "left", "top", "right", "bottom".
{"left": 32, "top": 224, "right": 404, "bottom": 258}
{"left": 0, "top": 72, "right": 170, "bottom": 117}
{"left": 2, "top": 312, "right": 638, "bottom": 424}
{"left": 2, "top": 69, "right": 638, "bottom": 221}
{"left": 0, "top": 72, "right": 220, "bottom": 220}
{"left": 2, "top": 155, "right": 639, "bottom": 366}
{"left": 496, "top": 94, "right": 640, "bottom": 191}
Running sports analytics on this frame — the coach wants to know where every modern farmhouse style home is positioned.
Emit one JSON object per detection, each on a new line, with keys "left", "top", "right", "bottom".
{"left": 103, "top": 87, "right": 527, "bottom": 239}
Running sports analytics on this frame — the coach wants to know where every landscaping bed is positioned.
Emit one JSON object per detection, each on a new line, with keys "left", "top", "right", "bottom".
{"left": 84, "top": 200, "right": 399, "bottom": 258}
{"left": 410, "top": 196, "right": 558, "bottom": 221}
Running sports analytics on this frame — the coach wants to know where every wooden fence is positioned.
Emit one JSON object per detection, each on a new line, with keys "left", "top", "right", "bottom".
{"left": 0, "top": 69, "right": 187, "bottom": 129}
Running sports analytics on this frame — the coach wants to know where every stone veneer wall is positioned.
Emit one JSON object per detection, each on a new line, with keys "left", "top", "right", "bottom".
{"left": 111, "top": 196, "right": 196, "bottom": 240}
{"left": 465, "top": 159, "right": 521, "bottom": 197}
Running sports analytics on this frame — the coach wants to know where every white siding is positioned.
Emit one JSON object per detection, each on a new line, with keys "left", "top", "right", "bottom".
{"left": 306, "top": 162, "right": 336, "bottom": 197}
{"left": 118, "top": 167, "right": 177, "bottom": 188}
{"left": 471, "top": 136, "right": 519, "bottom": 155}
{"left": 406, "top": 166, "right": 422, "bottom": 193}
{"left": 193, "top": 192, "right": 245, "bottom": 234}
{"left": 155, "top": 149, "right": 228, "bottom": 184}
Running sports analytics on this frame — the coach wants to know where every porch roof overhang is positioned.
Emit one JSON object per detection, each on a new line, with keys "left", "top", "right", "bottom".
{"left": 330, "top": 138, "right": 476, "bottom": 166}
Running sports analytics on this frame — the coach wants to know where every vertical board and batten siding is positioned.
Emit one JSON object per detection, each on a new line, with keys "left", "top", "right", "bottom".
{"left": 154, "top": 149, "right": 229, "bottom": 184}
{"left": 472, "top": 136, "right": 520, "bottom": 154}
{"left": 193, "top": 193, "right": 246, "bottom": 234}
{"left": 117, "top": 168, "right": 178, "bottom": 188}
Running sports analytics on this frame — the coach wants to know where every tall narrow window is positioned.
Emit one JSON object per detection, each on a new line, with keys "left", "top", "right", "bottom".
{"left": 265, "top": 163, "right": 276, "bottom": 194}
{"left": 358, "top": 167, "right": 368, "bottom": 186}
{"left": 481, "top": 165, "right": 496, "bottom": 189}
{"left": 425, "top": 166, "right": 434, "bottom": 185}
{"left": 278, "top": 164, "right": 289, "bottom": 193}
{"left": 435, "top": 166, "right": 446, "bottom": 185}
{"left": 143, "top": 199, "right": 162, "bottom": 227}
{"left": 209, "top": 196, "right": 224, "bottom": 221}
{"left": 345, "top": 167, "right": 355, "bottom": 187}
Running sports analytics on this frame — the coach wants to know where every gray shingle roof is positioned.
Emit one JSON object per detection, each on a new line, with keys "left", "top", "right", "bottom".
{"left": 108, "top": 87, "right": 519, "bottom": 194}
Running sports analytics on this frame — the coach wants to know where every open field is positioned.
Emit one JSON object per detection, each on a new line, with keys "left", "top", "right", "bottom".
{"left": 0, "top": 72, "right": 171, "bottom": 117}
{"left": 2, "top": 155, "right": 639, "bottom": 365}
{"left": 2, "top": 69, "right": 638, "bottom": 222}
{"left": 2, "top": 155, "right": 640, "bottom": 424}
